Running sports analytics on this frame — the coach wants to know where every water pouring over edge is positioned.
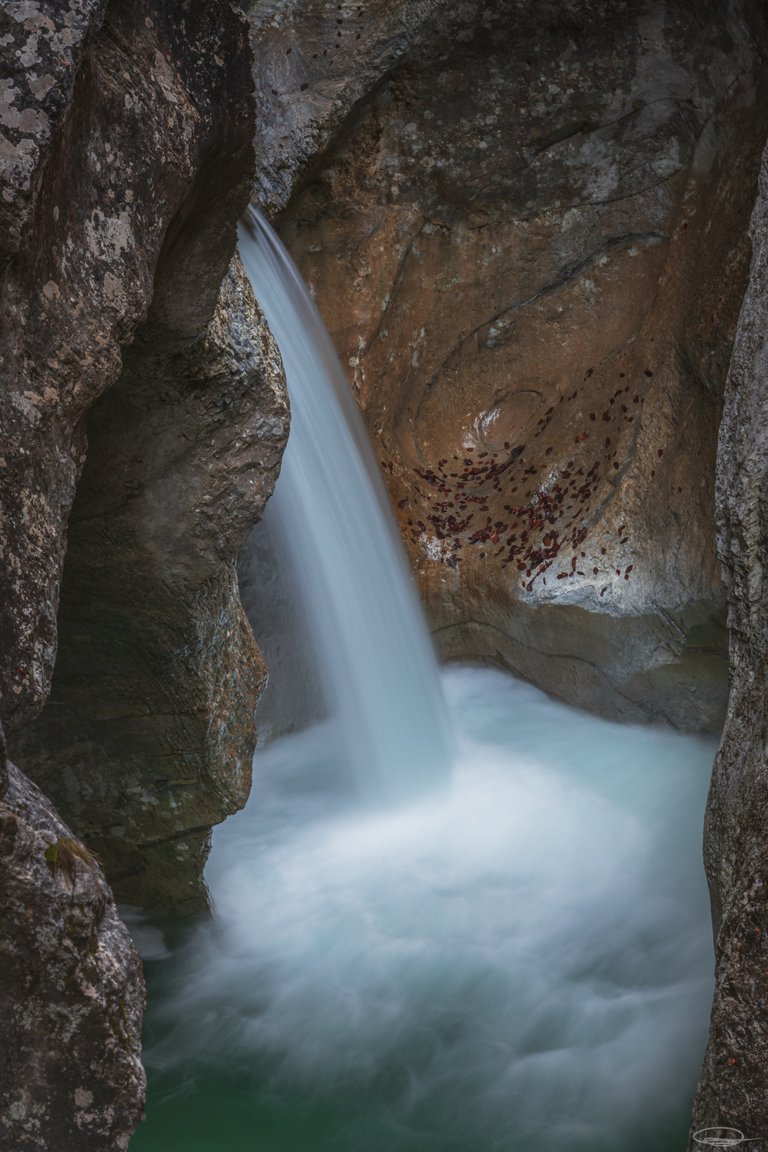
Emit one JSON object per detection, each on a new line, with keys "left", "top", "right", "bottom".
{"left": 237, "top": 205, "right": 452, "bottom": 803}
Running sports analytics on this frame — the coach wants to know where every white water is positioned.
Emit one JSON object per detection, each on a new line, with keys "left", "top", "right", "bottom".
{"left": 133, "top": 218, "right": 715, "bottom": 1150}
{"left": 141, "top": 666, "right": 714, "bottom": 1152}
{"left": 237, "top": 207, "right": 451, "bottom": 801}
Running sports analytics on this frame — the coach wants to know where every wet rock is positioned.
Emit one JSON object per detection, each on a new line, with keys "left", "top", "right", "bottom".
{"left": 0, "top": 727, "right": 144, "bottom": 1152}
{"left": 276, "top": 0, "right": 768, "bottom": 731}
{"left": 690, "top": 134, "right": 768, "bottom": 1144}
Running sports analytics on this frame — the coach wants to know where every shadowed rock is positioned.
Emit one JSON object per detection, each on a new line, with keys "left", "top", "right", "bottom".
{"left": 0, "top": 725, "right": 144, "bottom": 1152}
{"left": 10, "top": 257, "right": 288, "bottom": 912}
{"left": 690, "top": 130, "right": 768, "bottom": 1146}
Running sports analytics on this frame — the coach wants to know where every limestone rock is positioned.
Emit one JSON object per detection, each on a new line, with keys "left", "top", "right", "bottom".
{"left": 690, "top": 133, "right": 768, "bottom": 1144}
{"left": 0, "top": 0, "right": 106, "bottom": 264}
{"left": 10, "top": 259, "right": 288, "bottom": 912}
{"left": 0, "top": 0, "right": 256, "bottom": 732}
{"left": 246, "top": 0, "right": 451, "bottom": 214}
{"left": 0, "top": 732, "right": 144, "bottom": 1152}
{"left": 277, "top": 0, "right": 768, "bottom": 730}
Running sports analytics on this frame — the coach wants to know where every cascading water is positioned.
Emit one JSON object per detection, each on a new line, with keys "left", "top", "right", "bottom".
{"left": 128, "top": 209, "right": 716, "bottom": 1152}
{"left": 236, "top": 206, "right": 451, "bottom": 802}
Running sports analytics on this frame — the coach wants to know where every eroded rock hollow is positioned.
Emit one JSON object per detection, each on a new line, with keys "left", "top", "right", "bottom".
{"left": 278, "top": 0, "right": 768, "bottom": 731}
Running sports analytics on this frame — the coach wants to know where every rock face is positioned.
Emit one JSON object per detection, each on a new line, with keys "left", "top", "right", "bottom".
{"left": 0, "top": 0, "right": 288, "bottom": 1142}
{"left": 3, "top": 0, "right": 768, "bottom": 1147}
{"left": 10, "top": 259, "right": 287, "bottom": 911}
{"left": 245, "top": 0, "right": 452, "bottom": 216}
{"left": 277, "top": 0, "right": 768, "bottom": 730}
{"left": 690, "top": 137, "right": 768, "bottom": 1143}
{"left": 0, "top": 730, "right": 144, "bottom": 1152}
{"left": 0, "top": 0, "right": 257, "bottom": 733}
{"left": 2, "top": 0, "right": 289, "bottom": 912}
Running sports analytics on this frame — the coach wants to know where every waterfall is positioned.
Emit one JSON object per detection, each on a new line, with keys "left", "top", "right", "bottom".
{"left": 237, "top": 205, "right": 451, "bottom": 801}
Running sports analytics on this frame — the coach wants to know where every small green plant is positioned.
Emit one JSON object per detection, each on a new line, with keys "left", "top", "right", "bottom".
{"left": 44, "top": 836, "right": 99, "bottom": 885}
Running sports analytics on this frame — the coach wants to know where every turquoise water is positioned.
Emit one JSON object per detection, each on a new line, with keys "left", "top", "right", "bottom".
{"left": 130, "top": 666, "right": 715, "bottom": 1152}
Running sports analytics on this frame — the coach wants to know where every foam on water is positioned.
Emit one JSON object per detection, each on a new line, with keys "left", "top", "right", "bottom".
{"left": 135, "top": 666, "right": 715, "bottom": 1152}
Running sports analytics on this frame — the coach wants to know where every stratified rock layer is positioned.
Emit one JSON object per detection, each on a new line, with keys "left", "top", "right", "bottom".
{"left": 0, "top": 733, "right": 144, "bottom": 1152}
{"left": 278, "top": 0, "right": 768, "bottom": 729}
{"left": 690, "top": 135, "right": 768, "bottom": 1143}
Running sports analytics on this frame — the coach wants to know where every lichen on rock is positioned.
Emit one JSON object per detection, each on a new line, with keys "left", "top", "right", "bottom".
{"left": 0, "top": 727, "right": 144, "bottom": 1152}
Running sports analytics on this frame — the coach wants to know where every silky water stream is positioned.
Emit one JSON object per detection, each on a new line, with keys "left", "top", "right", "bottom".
{"left": 129, "top": 210, "right": 715, "bottom": 1152}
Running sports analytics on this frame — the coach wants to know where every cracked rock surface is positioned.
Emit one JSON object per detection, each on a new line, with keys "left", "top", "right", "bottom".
{"left": 277, "top": 0, "right": 768, "bottom": 729}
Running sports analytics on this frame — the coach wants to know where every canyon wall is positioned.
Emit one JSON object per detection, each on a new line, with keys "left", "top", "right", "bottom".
{"left": 3, "top": 0, "right": 768, "bottom": 1146}
{"left": 0, "top": 0, "right": 287, "bottom": 1142}
{"left": 247, "top": 0, "right": 768, "bottom": 1136}
{"left": 690, "top": 135, "right": 768, "bottom": 1144}
{"left": 276, "top": 0, "right": 768, "bottom": 731}
{"left": 2, "top": 0, "right": 288, "bottom": 916}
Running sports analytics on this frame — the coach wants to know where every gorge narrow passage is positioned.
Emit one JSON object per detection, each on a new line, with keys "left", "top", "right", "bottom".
{"left": 130, "top": 212, "right": 715, "bottom": 1152}
{"left": 132, "top": 667, "right": 714, "bottom": 1152}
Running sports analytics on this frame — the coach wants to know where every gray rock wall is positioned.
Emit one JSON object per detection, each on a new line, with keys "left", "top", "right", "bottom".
{"left": 690, "top": 132, "right": 768, "bottom": 1144}
{"left": 0, "top": 0, "right": 258, "bottom": 732}
{"left": 0, "top": 0, "right": 289, "bottom": 1142}
{"left": 0, "top": 728, "right": 144, "bottom": 1152}
{"left": 10, "top": 260, "right": 288, "bottom": 912}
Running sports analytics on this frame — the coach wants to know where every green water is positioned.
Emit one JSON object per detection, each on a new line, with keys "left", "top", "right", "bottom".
{"left": 132, "top": 1034, "right": 692, "bottom": 1152}
{"left": 129, "top": 668, "right": 713, "bottom": 1152}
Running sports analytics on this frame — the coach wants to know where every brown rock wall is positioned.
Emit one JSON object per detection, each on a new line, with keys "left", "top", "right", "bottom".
{"left": 277, "top": 0, "right": 768, "bottom": 729}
